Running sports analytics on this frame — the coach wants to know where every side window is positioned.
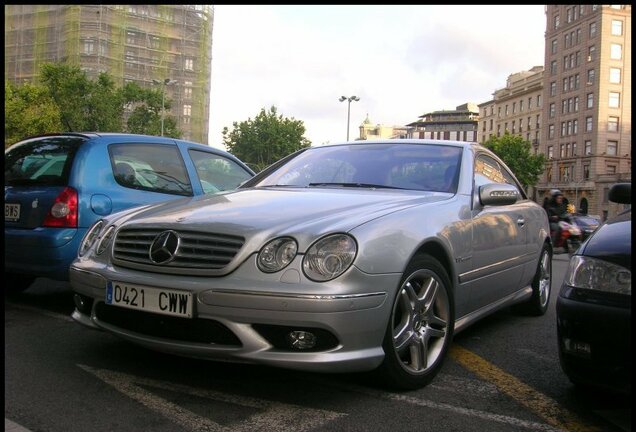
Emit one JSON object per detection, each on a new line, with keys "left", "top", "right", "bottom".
{"left": 188, "top": 149, "right": 253, "bottom": 194}
{"left": 474, "top": 154, "right": 525, "bottom": 200}
{"left": 109, "top": 143, "right": 193, "bottom": 196}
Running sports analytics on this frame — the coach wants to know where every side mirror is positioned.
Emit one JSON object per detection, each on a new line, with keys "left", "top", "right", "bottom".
{"left": 608, "top": 183, "right": 631, "bottom": 204}
{"left": 479, "top": 183, "right": 519, "bottom": 206}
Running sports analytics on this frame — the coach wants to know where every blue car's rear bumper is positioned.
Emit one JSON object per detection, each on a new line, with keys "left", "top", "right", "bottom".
{"left": 4, "top": 227, "right": 84, "bottom": 280}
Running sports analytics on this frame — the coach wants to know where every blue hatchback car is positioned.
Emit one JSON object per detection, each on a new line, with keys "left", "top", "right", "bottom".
{"left": 4, "top": 132, "right": 254, "bottom": 292}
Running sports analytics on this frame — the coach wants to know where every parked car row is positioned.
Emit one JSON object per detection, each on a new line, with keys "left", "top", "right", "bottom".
{"left": 4, "top": 133, "right": 254, "bottom": 291}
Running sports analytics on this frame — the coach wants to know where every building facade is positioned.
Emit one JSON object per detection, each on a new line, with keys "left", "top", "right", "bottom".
{"left": 357, "top": 114, "right": 411, "bottom": 140}
{"left": 477, "top": 66, "right": 544, "bottom": 150}
{"left": 538, "top": 4, "right": 631, "bottom": 219}
{"left": 406, "top": 103, "right": 479, "bottom": 142}
{"left": 4, "top": 4, "right": 213, "bottom": 144}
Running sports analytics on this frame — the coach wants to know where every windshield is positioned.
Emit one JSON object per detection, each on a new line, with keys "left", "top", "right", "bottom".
{"left": 4, "top": 136, "right": 85, "bottom": 186}
{"left": 254, "top": 143, "right": 463, "bottom": 192}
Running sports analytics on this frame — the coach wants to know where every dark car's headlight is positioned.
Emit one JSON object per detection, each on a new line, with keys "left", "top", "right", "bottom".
{"left": 303, "top": 234, "right": 357, "bottom": 282}
{"left": 96, "top": 225, "right": 116, "bottom": 255}
{"left": 79, "top": 220, "right": 105, "bottom": 256}
{"left": 564, "top": 255, "right": 631, "bottom": 295}
{"left": 257, "top": 237, "right": 298, "bottom": 273}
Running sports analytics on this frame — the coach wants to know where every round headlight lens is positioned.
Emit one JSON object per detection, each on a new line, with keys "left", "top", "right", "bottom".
{"left": 303, "top": 234, "right": 357, "bottom": 282}
{"left": 79, "top": 220, "right": 104, "bottom": 257}
{"left": 96, "top": 225, "right": 115, "bottom": 255}
{"left": 257, "top": 237, "right": 298, "bottom": 273}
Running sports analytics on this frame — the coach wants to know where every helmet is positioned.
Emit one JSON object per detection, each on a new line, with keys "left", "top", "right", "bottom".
{"left": 550, "top": 189, "right": 563, "bottom": 198}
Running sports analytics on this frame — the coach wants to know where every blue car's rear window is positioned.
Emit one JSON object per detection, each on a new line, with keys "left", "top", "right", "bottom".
{"left": 4, "top": 136, "right": 86, "bottom": 186}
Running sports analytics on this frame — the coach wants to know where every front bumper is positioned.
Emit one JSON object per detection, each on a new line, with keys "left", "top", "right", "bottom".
{"left": 69, "top": 257, "right": 401, "bottom": 373}
{"left": 556, "top": 290, "right": 631, "bottom": 394}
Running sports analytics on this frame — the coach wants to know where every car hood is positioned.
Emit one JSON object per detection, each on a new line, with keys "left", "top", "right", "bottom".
{"left": 579, "top": 210, "right": 631, "bottom": 270}
{"left": 118, "top": 187, "right": 449, "bottom": 250}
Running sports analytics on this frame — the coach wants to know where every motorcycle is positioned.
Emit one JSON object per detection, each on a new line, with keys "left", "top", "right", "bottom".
{"left": 551, "top": 214, "right": 582, "bottom": 255}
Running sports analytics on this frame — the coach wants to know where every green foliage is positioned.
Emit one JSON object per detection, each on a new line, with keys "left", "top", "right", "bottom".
{"left": 4, "top": 80, "right": 63, "bottom": 147}
{"left": 222, "top": 106, "right": 311, "bottom": 172}
{"left": 483, "top": 133, "right": 546, "bottom": 190}
{"left": 5, "top": 62, "right": 181, "bottom": 145}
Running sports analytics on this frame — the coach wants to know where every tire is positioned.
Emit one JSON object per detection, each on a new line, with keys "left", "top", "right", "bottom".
{"left": 5, "top": 273, "right": 35, "bottom": 294}
{"left": 376, "top": 254, "right": 454, "bottom": 390}
{"left": 514, "top": 243, "right": 552, "bottom": 316}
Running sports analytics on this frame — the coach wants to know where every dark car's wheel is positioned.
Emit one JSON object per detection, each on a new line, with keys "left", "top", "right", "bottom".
{"left": 514, "top": 243, "right": 552, "bottom": 316}
{"left": 5, "top": 273, "right": 35, "bottom": 294}
{"left": 377, "top": 254, "right": 454, "bottom": 390}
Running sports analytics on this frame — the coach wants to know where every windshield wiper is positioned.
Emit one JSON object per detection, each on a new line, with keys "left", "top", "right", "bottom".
{"left": 307, "top": 182, "right": 403, "bottom": 190}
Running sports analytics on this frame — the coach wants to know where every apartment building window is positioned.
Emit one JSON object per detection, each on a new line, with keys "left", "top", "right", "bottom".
{"left": 579, "top": 5, "right": 585, "bottom": 15}
{"left": 611, "top": 20, "right": 623, "bottom": 36}
{"left": 489, "top": 119, "right": 493, "bottom": 131}
{"left": 528, "top": 97, "right": 532, "bottom": 109}
{"left": 100, "top": 41, "right": 108, "bottom": 56}
{"left": 512, "top": 120, "right": 516, "bottom": 133}
{"left": 561, "top": 122, "right": 566, "bottom": 137}
{"left": 535, "top": 130, "right": 540, "bottom": 142}
{"left": 567, "top": 7, "right": 573, "bottom": 23}
{"left": 607, "top": 141, "right": 618, "bottom": 156}
{"left": 184, "top": 87, "right": 192, "bottom": 99}
{"left": 574, "top": 96, "right": 579, "bottom": 112}
{"left": 566, "top": 143, "right": 571, "bottom": 156}
{"left": 563, "top": 56, "right": 569, "bottom": 71}
{"left": 504, "top": 122, "right": 508, "bottom": 132}
{"left": 588, "top": 45, "right": 596, "bottom": 62}
{"left": 607, "top": 165, "right": 616, "bottom": 175}
{"left": 609, "top": 68, "right": 621, "bottom": 84}
{"left": 537, "top": 95, "right": 541, "bottom": 107}
{"left": 608, "top": 92, "right": 620, "bottom": 108}
{"left": 536, "top": 114, "right": 540, "bottom": 129}
{"left": 562, "top": 100, "right": 567, "bottom": 114}
{"left": 512, "top": 102, "right": 516, "bottom": 114}
{"left": 519, "top": 118, "right": 523, "bottom": 132}
{"left": 126, "top": 31, "right": 138, "bottom": 45}
{"left": 505, "top": 105, "right": 509, "bottom": 116}
{"left": 567, "top": 121, "right": 572, "bottom": 136}
{"left": 519, "top": 100, "right": 524, "bottom": 112}
{"left": 150, "top": 36, "right": 161, "bottom": 50}
{"left": 551, "top": 39, "right": 558, "bottom": 54}
{"left": 610, "top": 44, "right": 622, "bottom": 60}
{"left": 586, "top": 117, "right": 593, "bottom": 132}
{"left": 554, "top": 15, "right": 560, "bottom": 30}
{"left": 591, "top": 5, "right": 598, "bottom": 12}
{"left": 585, "top": 140, "right": 592, "bottom": 155}
{"left": 576, "top": 28, "right": 582, "bottom": 44}
{"left": 565, "top": 33, "right": 571, "bottom": 49}
{"left": 583, "top": 164, "right": 590, "bottom": 180}
{"left": 185, "top": 58, "right": 194, "bottom": 70}
{"left": 560, "top": 165, "right": 570, "bottom": 181}
{"left": 497, "top": 124, "right": 501, "bottom": 136}
{"left": 549, "top": 103, "right": 555, "bottom": 118}
{"left": 575, "top": 51, "right": 581, "bottom": 67}
{"left": 527, "top": 117, "right": 532, "bottom": 130}
{"left": 550, "top": 82, "right": 557, "bottom": 96}
{"left": 587, "top": 93, "right": 594, "bottom": 108}
{"left": 497, "top": 107, "right": 501, "bottom": 118}
{"left": 183, "top": 104, "right": 192, "bottom": 116}
{"left": 573, "top": 120, "right": 578, "bottom": 134}
{"left": 572, "top": 142, "right": 577, "bottom": 156}
{"left": 548, "top": 146, "right": 554, "bottom": 159}
{"left": 549, "top": 124, "right": 555, "bottom": 139}
{"left": 589, "top": 22, "right": 597, "bottom": 38}
{"left": 608, "top": 116, "right": 619, "bottom": 132}
{"left": 83, "top": 40, "right": 94, "bottom": 54}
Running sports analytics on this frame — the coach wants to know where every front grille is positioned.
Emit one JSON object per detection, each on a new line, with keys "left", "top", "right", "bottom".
{"left": 95, "top": 302, "right": 242, "bottom": 346}
{"left": 113, "top": 227, "right": 244, "bottom": 270}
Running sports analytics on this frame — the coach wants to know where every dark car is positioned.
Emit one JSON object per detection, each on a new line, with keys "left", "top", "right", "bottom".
{"left": 570, "top": 213, "right": 601, "bottom": 241}
{"left": 5, "top": 133, "right": 254, "bottom": 292}
{"left": 556, "top": 182, "right": 631, "bottom": 394}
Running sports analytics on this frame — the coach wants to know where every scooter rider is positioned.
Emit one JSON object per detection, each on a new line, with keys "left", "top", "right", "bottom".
{"left": 546, "top": 189, "right": 569, "bottom": 243}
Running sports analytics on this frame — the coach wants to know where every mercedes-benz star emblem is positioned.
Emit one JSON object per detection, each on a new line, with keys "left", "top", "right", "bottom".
{"left": 149, "top": 230, "right": 180, "bottom": 264}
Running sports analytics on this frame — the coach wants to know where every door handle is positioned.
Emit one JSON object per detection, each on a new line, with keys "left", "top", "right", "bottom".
{"left": 517, "top": 217, "right": 525, "bottom": 227}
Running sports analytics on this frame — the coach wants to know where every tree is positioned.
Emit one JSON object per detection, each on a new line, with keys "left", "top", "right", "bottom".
{"left": 4, "top": 80, "right": 63, "bottom": 147}
{"left": 483, "top": 132, "right": 546, "bottom": 190}
{"left": 222, "top": 106, "right": 311, "bottom": 172}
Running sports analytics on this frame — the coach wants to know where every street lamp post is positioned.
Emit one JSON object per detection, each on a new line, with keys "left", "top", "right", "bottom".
{"left": 152, "top": 78, "right": 177, "bottom": 136}
{"left": 339, "top": 95, "right": 360, "bottom": 141}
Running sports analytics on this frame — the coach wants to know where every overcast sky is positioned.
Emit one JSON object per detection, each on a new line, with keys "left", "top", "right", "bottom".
{"left": 207, "top": 5, "right": 547, "bottom": 150}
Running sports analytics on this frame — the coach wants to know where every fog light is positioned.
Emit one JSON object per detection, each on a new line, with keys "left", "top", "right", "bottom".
{"left": 73, "top": 293, "right": 93, "bottom": 314}
{"left": 287, "top": 331, "right": 317, "bottom": 350}
{"left": 563, "top": 338, "right": 591, "bottom": 358}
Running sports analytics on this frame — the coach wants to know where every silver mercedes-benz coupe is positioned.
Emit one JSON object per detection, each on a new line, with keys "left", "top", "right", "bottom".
{"left": 70, "top": 140, "right": 552, "bottom": 390}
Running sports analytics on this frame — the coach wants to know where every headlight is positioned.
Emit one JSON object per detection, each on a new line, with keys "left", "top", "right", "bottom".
{"left": 79, "top": 220, "right": 104, "bottom": 257}
{"left": 303, "top": 234, "right": 357, "bottom": 282}
{"left": 96, "top": 225, "right": 115, "bottom": 255}
{"left": 564, "top": 255, "right": 631, "bottom": 295}
{"left": 257, "top": 237, "right": 298, "bottom": 273}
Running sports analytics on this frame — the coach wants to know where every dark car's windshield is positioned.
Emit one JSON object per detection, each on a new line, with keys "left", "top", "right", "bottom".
{"left": 4, "top": 136, "right": 86, "bottom": 186}
{"left": 253, "top": 143, "right": 463, "bottom": 193}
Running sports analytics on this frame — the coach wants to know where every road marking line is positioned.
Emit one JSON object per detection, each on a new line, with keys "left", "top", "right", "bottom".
{"left": 450, "top": 345, "right": 602, "bottom": 432}
{"left": 78, "top": 364, "right": 345, "bottom": 432}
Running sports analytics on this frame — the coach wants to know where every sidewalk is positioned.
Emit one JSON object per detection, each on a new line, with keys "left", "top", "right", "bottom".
{"left": 5, "top": 418, "right": 32, "bottom": 432}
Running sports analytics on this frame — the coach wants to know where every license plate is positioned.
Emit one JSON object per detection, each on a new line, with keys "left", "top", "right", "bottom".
{"left": 5, "top": 203, "right": 20, "bottom": 222}
{"left": 106, "top": 281, "right": 193, "bottom": 318}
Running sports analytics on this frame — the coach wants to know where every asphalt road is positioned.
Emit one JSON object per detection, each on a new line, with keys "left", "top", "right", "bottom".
{"left": 4, "top": 254, "right": 631, "bottom": 432}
